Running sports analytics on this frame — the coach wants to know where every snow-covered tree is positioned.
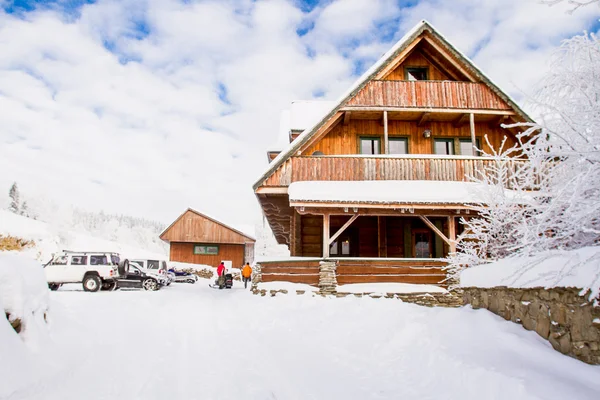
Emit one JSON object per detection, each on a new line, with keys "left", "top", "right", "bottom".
{"left": 8, "top": 182, "right": 20, "bottom": 214}
{"left": 448, "top": 32, "right": 600, "bottom": 279}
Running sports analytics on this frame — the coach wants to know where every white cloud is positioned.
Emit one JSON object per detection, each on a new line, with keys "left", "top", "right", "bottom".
{"left": 0, "top": 0, "right": 598, "bottom": 230}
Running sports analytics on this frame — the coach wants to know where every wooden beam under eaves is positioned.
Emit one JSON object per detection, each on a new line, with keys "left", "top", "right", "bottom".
{"left": 453, "top": 113, "right": 470, "bottom": 128}
{"left": 488, "top": 115, "right": 508, "bottom": 129}
{"left": 343, "top": 111, "right": 351, "bottom": 126}
{"left": 417, "top": 112, "right": 431, "bottom": 127}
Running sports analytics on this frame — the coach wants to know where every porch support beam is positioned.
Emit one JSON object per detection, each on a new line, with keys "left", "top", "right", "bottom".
{"left": 418, "top": 215, "right": 451, "bottom": 246}
{"left": 383, "top": 110, "right": 389, "bottom": 154}
{"left": 322, "top": 213, "right": 330, "bottom": 258}
{"left": 448, "top": 216, "right": 457, "bottom": 254}
{"left": 329, "top": 214, "right": 359, "bottom": 245}
{"left": 469, "top": 113, "right": 477, "bottom": 154}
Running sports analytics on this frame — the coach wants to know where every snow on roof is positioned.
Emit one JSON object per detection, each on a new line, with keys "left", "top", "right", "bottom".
{"left": 289, "top": 100, "right": 337, "bottom": 132}
{"left": 254, "top": 20, "right": 535, "bottom": 190}
{"left": 288, "top": 180, "right": 525, "bottom": 205}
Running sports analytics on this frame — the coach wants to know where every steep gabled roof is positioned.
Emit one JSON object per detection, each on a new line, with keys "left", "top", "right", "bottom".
{"left": 253, "top": 20, "right": 535, "bottom": 190}
{"left": 160, "top": 208, "right": 255, "bottom": 243}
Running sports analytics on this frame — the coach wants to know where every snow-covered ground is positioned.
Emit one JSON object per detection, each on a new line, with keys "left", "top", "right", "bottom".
{"left": 461, "top": 246, "right": 600, "bottom": 299}
{"left": 3, "top": 283, "right": 600, "bottom": 400}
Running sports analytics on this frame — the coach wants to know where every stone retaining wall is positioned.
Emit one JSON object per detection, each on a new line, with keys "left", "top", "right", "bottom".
{"left": 463, "top": 287, "right": 600, "bottom": 365}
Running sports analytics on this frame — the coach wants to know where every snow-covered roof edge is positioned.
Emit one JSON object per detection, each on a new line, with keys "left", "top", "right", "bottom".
{"left": 253, "top": 20, "right": 535, "bottom": 190}
{"left": 159, "top": 208, "right": 256, "bottom": 243}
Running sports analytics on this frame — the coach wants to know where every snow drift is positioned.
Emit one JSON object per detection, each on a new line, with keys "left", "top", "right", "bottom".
{"left": 460, "top": 246, "right": 600, "bottom": 300}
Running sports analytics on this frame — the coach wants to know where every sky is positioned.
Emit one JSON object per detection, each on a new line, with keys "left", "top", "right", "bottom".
{"left": 0, "top": 0, "right": 599, "bottom": 232}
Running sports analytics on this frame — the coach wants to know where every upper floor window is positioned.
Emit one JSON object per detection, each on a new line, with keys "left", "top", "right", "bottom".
{"left": 434, "top": 138, "right": 482, "bottom": 156}
{"left": 389, "top": 138, "right": 408, "bottom": 154}
{"left": 434, "top": 138, "right": 454, "bottom": 155}
{"left": 360, "top": 137, "right": 381, "bottom": 155}
{"left": 459, "top": 139, "right": 482, "bottom": 156}
{"left": 405, "top": 67, "right": 428, "bottom": 81}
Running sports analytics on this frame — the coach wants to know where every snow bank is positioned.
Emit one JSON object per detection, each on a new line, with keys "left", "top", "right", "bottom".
{"left": 0, "top": 252, "right": 52, "bottom": 398}
{"left": 256, "top": 281, "right": 317, "bottom": 292}
{"left": 288, "top": 180, "right": 527, "bottom": 205}
{"left": 460, "top": 246, "right": 600, "bottom": 299}
{"left": 337, "top": 283, "right": 447, "bottom": 294}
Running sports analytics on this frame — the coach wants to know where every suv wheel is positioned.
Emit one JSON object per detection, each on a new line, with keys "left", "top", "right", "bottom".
{"left": 101, "top": 281, "right": 117, "bottom": 291}
{"left": 142, "top": 278, "right": 159, "bottom": 291}
{"left": 118, "top": 259, "right": 129, "bottom": 276}
{"left": 48, "top": 283, "right": 61, "bottom": 291}
{"left": 187, "top": 279, "right": 195, "bottom": 284}
{"left": 83, "top": 275, "right": 101, "bottom": 292}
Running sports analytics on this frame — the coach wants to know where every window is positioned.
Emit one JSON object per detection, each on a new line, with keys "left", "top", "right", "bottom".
{"left": 51, "top": 255, "right": 68, "bottom": 265}
{"left": 434, "top": 139, "right": 455, "bottom": 155}
{"left": 147, "top": 260, "right": 160, "bottom": 270}
{"left": 389, "top": 138, "right": 408, "bottom": 154}
{"left": 330, "top": 238, "right": 351, "bottom": 256}
{"left": 111, "top": 255, "right": 120, "bottom": 265}
{"left": 360, "top": 137, "right": 380, "bottom": 155}
{"left": 194, "top": 245, "right": 219, "bottom": 255}
{"left": 90, "top": 255, "right": 108, "bottom": 265}
{"left": 459, "top": 139, "right": 481, "bottom": 156}
{"left": 70, "top": 255, "right": 87, "bottom": 266}
{"left": 413, "top": 230, "right": 432, "bottom": 258}
{"left": 405, "top": 67, "right": 428, "bottom": 81}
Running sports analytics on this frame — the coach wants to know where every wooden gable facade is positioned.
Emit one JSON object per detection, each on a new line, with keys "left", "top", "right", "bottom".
{"left": 253, "top": 21, "right": 534, "bottom": 286}
{"left": 160, "top": 209, "right": 255, "bottom": 268}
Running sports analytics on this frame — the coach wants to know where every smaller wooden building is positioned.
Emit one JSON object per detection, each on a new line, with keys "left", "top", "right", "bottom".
{"left": 160, "top": 208, "right": 255, "bottom": 268}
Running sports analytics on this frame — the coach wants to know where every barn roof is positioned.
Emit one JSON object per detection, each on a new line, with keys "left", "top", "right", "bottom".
{"left": 160, "top": 208, "right": 255, "bottom": 243}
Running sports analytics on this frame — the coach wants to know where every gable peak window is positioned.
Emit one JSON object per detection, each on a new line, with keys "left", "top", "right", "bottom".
{"left": 406, "top": 67, "right": 429, "bottom": 81}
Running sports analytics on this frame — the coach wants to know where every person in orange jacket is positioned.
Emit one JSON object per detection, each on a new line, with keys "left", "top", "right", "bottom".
{"left": 241, "top": 262, "right": 252, "bottom": 289}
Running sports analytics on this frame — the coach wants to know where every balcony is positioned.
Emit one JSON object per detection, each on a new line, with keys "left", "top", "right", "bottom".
{"left": 345, "top": 80, "right": 512, "bottom": 111}
{"left": 261, "top": 155, "right": 525, "bottom": 188}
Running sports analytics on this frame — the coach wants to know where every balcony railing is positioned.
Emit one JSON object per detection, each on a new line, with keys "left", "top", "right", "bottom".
{"left": 262, "top": 155, "right": 526, "bottom": 187}
{"left": 345, "top": 80, "right": 512, "bottom": 110}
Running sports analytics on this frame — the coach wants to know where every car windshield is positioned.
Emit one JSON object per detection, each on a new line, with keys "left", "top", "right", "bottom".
{"left": 111, "top": 255, "right": 120, "bottom": 265}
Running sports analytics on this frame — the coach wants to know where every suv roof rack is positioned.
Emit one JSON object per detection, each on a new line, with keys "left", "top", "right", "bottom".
{"left": 61, "top": 250, "right": 119, "bottom": 254}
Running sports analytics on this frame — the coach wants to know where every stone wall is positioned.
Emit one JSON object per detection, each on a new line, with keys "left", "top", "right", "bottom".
{"left": 463, "top": 287, "right": 600, "bottom": 365}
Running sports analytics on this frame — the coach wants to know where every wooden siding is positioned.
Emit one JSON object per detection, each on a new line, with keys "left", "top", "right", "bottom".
{"left": 346, "top": 81, "right": 511, "bottom": 110}
{"left": 385, "top": 51, "right": 450, "bottom": 81}
{"left": 161, "top": 210, "right": 253, "bottom": 244}
{"left": 303, "top": 120, "right": 516, "bottom": 156}
{"left": 169, "top": 242, "right": 246, "bottom": 268}
{"left": 258, "top": 259, "right": 447, "bottom": 286}
{"left": 259, "top": 260, "right": 321, "bottom": 286}
{"left": 335, "top": 259, "right": 446, "bottom": 285}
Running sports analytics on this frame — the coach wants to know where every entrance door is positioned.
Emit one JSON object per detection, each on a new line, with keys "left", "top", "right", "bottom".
{"left": 413, "top": 230, "right": 432, "bottom": 258}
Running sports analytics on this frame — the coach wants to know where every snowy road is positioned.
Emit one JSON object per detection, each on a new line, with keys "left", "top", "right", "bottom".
{"left": 7, "top": 283, "right": 600, "bottom": 400}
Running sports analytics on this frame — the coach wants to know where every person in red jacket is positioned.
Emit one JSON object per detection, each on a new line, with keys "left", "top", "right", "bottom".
{"left": 216, "top": 262, "right": 226, "bottom": 289}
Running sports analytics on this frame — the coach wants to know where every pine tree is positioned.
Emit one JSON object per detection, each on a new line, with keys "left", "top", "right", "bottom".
{"left": 8, "top": 182, "right": 20, "bottom": 214}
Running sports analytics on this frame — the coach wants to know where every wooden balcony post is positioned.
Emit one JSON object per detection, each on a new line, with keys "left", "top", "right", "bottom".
{"left": 448, "top": 216, "right": 457, "bottom": 254}
{"left": 323, "top": 213, "right": 330, "bottom": 258}
{"left": 469, "top": 113, "right": 476, "bottom": 154}
{"left": 383, "top": 110, "right": 389, "bottom": 154}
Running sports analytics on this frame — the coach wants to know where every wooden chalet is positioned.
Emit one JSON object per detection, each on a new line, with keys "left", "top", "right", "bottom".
{"left": 160, "top": 209, "right": 255, "bottom": 268}
{"left": 253, "top": 20, "right": 534, "bottom": 287}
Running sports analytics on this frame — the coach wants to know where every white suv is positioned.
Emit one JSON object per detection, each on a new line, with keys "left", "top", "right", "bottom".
{"left": 44, "top": 251, "right": 129, "bottom": 292}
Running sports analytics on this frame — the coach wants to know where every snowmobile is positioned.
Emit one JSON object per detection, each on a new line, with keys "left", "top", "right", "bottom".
{"left": 209, "top": 273, "right": 233, "bottom": 289}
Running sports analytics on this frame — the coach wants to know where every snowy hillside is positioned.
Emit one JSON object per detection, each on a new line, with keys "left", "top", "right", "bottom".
{"left": 0, "top": 209, "right": 167, "bottom": 262}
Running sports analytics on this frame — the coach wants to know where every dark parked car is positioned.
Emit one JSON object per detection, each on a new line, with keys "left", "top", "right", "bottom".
{"left": 116, "top": 263, "right": 161, "bottom": 291}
